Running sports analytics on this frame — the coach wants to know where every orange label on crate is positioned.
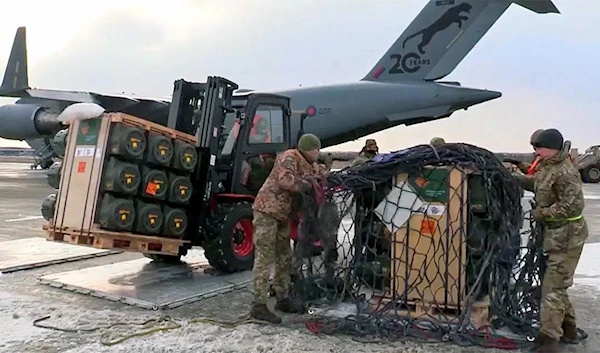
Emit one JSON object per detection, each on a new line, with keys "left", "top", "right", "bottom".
{"left": 145, "top": 182, "right": 158, "bottom": 195}
{"left": 420, "top": 218, "right": 437, "bottom": 236}
{"left": 414, "top": 177, "right": 429, "bottom": 188}
{"left": 77, "top": 161, "right": 86, "bottom": 173}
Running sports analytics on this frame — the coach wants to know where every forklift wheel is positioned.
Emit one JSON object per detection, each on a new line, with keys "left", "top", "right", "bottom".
{"left": 204, "top": 202, "right": 255, "bottom": 273}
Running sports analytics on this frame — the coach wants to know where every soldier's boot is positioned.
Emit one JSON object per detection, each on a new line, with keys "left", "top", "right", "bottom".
{"left": 560, "top": 321, "right": 579, "bottom": 344}
{"left": 528, "top": 333, "right": 560, "bottom": 353}
{"left": 275, "top": 296, "right": 306, "bottom": 314}
{"left": 249, "top": 303, "right": 282, "bottom": 324}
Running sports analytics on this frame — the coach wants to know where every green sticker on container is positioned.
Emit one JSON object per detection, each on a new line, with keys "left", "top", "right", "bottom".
{"left": 408, "top": 168, "right": 449, "bottom": 203}
{"left": 75, "top": 118, "right": 101, "bottom": 146}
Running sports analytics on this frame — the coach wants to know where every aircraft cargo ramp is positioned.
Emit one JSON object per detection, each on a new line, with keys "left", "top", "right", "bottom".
{"left": 36, "top": 249, "right": 251, "bottom": 310}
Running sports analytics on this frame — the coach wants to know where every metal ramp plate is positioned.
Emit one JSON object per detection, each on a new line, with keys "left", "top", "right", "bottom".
{"left": 37, "top": 249, "right": 251, "bottom": 310}
{"left": 0, "top": 237, "right": 120, "bottom": 273}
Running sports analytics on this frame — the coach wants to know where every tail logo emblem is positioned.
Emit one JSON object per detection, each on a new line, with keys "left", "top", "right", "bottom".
{"left": 403, "top": 2, "right": 472, "bottom": 55}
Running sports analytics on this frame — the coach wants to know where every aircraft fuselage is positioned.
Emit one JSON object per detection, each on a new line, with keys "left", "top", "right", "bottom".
{"left": 273, "top": 81, "right": 501, "bottom": 147}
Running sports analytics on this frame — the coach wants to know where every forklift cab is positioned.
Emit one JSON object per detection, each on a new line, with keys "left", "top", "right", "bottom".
{"left": 166, "top": 77, "right": 308, "bottom": 272}
{"left": 216, "top": 93, "right": 294, "bottom": 196}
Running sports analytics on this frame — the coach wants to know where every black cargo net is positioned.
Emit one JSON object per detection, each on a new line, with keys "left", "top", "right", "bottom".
{"left": 291, "top": 143, "right": 549, "bottom": 350}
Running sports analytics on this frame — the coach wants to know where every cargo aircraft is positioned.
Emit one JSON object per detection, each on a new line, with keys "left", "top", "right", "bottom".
{"left": 0, "top": 0, "right": 559, "bottom": 168}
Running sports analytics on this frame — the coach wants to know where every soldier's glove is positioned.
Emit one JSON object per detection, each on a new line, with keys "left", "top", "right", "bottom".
{"left": 532, "top": 207, "right": 545, "bottom": 222}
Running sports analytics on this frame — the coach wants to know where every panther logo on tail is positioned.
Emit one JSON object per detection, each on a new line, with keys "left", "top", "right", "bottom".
{"left": 403, "top": 2, "right": 473, "bottom": 55}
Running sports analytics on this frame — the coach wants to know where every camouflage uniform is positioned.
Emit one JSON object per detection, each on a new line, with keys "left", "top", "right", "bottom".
{"left": 250, "top": 134, "right": 324, "bottom": 323}
{"left": 430, "top": 137, "right": 445, "bottom": 146}
{"left": 350, "top": 139, "right": 379, "bottom": 167}
{"left": 514, "top": 131, "right": 587, "bottom": 352}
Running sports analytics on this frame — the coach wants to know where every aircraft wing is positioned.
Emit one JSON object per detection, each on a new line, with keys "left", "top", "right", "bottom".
{"left": 22, "top": 88, "right": 173, "bottom": 124}
{"left": 25, "top": 88, "right": 170, "bottom": 106}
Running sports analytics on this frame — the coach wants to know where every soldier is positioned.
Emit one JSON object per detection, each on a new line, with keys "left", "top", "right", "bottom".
{"left": 513, "top": 129, "right": 587, "bottom": 353}
{"left": 350, "top": 139, "right": 379, "bottom": 167}
{"left": 250, "top": 133, "right": 325, "bottom": 323}
{"left": 241, "top": 119, "right": 274, "bottom": 192}
{"left": 430, "top": 137, "right": 445, "bottom": 147}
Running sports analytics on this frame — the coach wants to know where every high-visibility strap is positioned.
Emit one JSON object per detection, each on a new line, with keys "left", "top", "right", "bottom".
{"left": 545, "top": 215, "right": 582, "bottom": 222}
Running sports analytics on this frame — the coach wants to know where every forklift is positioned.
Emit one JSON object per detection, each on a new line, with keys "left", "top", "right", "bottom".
{"left": 162, "top": 77, "right": 307, "bottom": 273}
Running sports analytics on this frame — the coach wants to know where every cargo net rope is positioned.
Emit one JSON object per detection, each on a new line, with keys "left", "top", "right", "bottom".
{"left": 292, "top": 143, "right": 550, "bottom": 350}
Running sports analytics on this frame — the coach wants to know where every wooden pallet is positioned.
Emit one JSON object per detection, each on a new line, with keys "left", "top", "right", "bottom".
{"left": 44, "top": 224, "right": 190, "bottom": 256}
{"left": 108, "top": 113, "right": 198, "bottom": 145}
{"left": 370, "top": 295, "right": 490, "bottom": 328}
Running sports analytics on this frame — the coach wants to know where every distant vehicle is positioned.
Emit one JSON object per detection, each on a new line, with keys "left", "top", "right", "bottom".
{"left": 0, "top": 0, "right": 559, "bottom": 169}
{"left": 578, "top": 146, "right": 600, "bottom": 183}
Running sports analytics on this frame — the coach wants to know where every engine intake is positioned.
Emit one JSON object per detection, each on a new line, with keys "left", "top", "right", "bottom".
{"left": 0, "top": 103, "right": 61, "bottom": 140}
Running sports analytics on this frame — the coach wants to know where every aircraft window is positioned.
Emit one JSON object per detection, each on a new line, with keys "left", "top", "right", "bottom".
{"left": 249, "top": 105, "right": 285, "bottom": 145}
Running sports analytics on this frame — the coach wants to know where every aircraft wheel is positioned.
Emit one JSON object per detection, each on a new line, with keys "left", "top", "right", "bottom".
{"left": 41, "top": 159, "right": 54, "bottom": 170}
{"left": 204, "top": 202, "right": 254, "bottom": 273}
{"left": 582, "top": 165, "right": 600, "bottom": 183}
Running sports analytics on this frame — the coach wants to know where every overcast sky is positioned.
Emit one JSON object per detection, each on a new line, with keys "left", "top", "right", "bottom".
{"left": 0, "top": 0, "right": 597, "bottom": 153}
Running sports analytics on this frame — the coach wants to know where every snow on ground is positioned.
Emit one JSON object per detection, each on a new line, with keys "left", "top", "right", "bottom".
{"left": 574, "top": 243, "right": 600, "bottom": 292}
{"left": 0, "top": 287, "right": 476, "bottom": 353}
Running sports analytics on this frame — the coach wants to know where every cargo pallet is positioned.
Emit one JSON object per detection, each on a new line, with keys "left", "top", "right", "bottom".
{"left": 370, "top": 295, "right": 490, "bottom": 328}
{"left": 44, "top": 223, "right": 190, "bottom": 256}
{"left": 47, "top": 112, "right": 198, "bottom": 257}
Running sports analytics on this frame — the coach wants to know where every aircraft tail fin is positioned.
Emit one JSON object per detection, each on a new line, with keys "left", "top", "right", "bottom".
{"left": 0, "top": 27, "right": 29, "bottom": 97}
{"left": 362, "top": 0, "right": 559, "bottom": 83}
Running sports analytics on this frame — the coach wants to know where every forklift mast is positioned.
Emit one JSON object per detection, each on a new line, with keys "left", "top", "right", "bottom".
{"left": 167, "top": 77, "right": 239, "bottom": 203}
{"left": 160, "top": 76, "right": 301, "bottom": 272}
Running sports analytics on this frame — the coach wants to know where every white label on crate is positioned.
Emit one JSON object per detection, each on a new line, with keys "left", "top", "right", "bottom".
{"left": 417, "top": 204, "right": 446, "bottom": 216}
{"left": 210, "top": 154, "right": 216, "bottom": 166}
{"left": 375, "top": 177, "right": 424, "bottom": 234}
{"left": 75, "top": 147, "right": 95, "bottom": 157}
{"left": 95, "top": 142, "right": 103, "bottom": 159}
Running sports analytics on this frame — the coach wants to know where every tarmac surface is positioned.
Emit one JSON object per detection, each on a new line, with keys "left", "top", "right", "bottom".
{"left": 0, "top": 161, "right": 599, "bottom": 352}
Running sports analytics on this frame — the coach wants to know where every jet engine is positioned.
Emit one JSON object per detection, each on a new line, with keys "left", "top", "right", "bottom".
{"left": 0, "top": 103, "right": 61, "bottom": 140}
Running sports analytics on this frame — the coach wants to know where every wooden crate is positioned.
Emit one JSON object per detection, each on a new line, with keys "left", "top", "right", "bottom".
{"left": 45, "top": 224, "right": 190, "bottom": 256}
{"left": 370, "top": 295, "right": 490, "bottom": 329}
{"left": 48, "top": 112, "right": 197, "bottom": 254}
{"left": 387, "top": 166, "right": 469, "bottom": 309}
{"left": 108, "top": 113, "right": 197, "bottom": 145}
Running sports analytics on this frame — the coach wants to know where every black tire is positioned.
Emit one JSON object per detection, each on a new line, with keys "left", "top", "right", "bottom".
{"left": 582, "top": 164, "right": 600, "bottom": 183}
{"left": 41, "top": 159, "right": 54, "bottom": 170}
{"left": 204, "top": 202, "right": 254, "bottom": 273}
